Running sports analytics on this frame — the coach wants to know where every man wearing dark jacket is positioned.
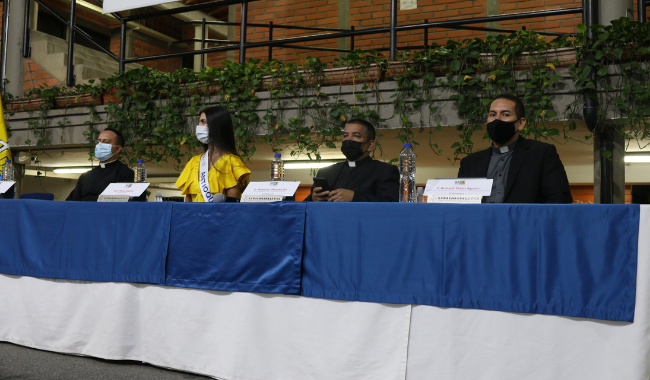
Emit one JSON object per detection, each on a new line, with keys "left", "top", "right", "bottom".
{"left": 304, "top": 119, "right": 399, "bottom": 202}
{"left": 457, "top": 94, "right": 572, "bottom": 204}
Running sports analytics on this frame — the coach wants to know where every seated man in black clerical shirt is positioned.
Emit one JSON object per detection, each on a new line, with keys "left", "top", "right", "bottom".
{"left": 304, "top": 119, "right": 399, "bottom": 202}
{"left": 457, "top": 93, "right": 572, "bottom": 204}
{"left": 67, "top": 128, "right": 146, "bottom": 202}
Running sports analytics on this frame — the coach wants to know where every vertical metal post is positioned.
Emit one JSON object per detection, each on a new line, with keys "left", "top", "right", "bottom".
{"left": 22, "top": 0, "right": 30, "bottom": 58}
{"left": 639, "top": 0, "right": 647, "bottom": 22}
{"left": 239, "top": 0, "right": 248, "bottom": 64}
{"left": 119, "top": 20, "right": 126, "bottom": 73}
{"left": 599, "top": 128, "right": 614, "bottom": 204}
{"left": 201, "top": 18, "right": 206, "bottom": 70}
{"left": 268, "top": 21, "right": 273, "bottom": 61}
{"left": 389, "top": 0, "right": 397, "bottom": 60}
{"left": 423, "top": 19, "right": 428, "bottom": 49}
{"left": 350, "top": 25, "right": 355, "bottom": 51}
{"left": 1, "top": 0, "right": 10, "bottom": 94}
{"left": 66, "top": 0, "right": 76, "bottom": 86}
{"left": 583, "top": 0, "right": 613, "bottom": 203}
{"left": 582, "top": 0, "right": 598, "bottom": 133}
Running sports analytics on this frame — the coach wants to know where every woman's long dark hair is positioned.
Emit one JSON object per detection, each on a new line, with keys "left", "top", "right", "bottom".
{"left": 200, "top": 105, "right": 239, "bottom": 157}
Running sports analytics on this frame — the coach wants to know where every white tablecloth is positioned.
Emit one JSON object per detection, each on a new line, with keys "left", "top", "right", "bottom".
{"left": 1, "top": 205, "right": 648, "bottom": 379}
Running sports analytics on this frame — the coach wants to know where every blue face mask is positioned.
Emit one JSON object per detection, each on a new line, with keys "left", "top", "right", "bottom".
{"left": 95, "top": 142, "right": 117, "bottom": 162}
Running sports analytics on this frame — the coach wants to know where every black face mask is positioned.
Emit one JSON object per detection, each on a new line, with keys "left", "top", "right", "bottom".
{"left": 341, "top": 139, "right": 367, "bottom": 161}
{"left": 487, "top": 118, "right": 521, "bottom": 145}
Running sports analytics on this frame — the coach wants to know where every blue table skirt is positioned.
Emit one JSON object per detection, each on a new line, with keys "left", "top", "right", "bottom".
{"left": 0, "top": 200, "right": 640, "bottom": 322}
{"left": 301, "top": 203, "right": 639, "bottom": 322}
{"left": 0, "top": 200, "right": 173, "bottom": 284}
{"left": 166, "top": 202, "right": 305, "bottom": 294}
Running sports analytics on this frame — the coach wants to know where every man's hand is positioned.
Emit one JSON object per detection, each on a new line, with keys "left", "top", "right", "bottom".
{"left": 312, "top": 187, "right": 330, "bottom": 202}
{"left": 328, "top": 189, "right": 354, "bottom": 202}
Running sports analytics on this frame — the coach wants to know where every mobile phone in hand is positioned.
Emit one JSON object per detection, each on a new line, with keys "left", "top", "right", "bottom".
{"left": 312, "top": 177, "right": 331, "bottom": 192}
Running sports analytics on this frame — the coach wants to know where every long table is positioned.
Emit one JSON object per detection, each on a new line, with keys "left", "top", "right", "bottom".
{"left": 0, "top": 201, "right": 647, "bottom": 379}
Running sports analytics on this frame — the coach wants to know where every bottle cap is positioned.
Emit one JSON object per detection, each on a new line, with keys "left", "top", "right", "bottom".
{"left": 274, "top": 153, "right": 281, "bottom": 158}
{"left": 5, "top": 159, "right": 10, "bottom": 164}
{"left": 404, "top": 142, "right": 412, "bottom": 148}
{"left": 138, "top": 159, "right": 144, "bottom": 164}
{"left": 417, "top": 187, "right": 423, "bottom": 193}
{"left": 157, "top": 191, "right": 161, "bottom": 196}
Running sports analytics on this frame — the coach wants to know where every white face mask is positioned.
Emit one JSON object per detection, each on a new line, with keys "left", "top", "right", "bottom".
{"left": 195, "top": 126, "right": 210, "bottom": 144}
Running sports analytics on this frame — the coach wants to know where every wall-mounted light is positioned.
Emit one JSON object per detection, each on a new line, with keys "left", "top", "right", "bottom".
{"left": 284, "top": 161, "right": 337, "bottom": 170}
{"left": 624, "top": 155, "right": 650, "bottom": 163}
{"left": 53, "top": 168, "right": 92, "bottom": 174}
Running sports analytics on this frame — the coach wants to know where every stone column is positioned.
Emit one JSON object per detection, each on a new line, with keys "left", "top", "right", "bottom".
{"left": 193, "top": 24, "right": 202, "bottom": 72}
{"left": 13, "top": 162, "right": 24, "bottom": 198}
{"left": 338, "top": 0, "right": 350, "bottom": 56}
{"left": 485, "top": 0, "right": 499, "bottom": 36}
{"left": 5, "top": 0, "right": 26, "bottom": 97}
{"left": 592, "top": 0, "right": 633, "bottom": 204}
{"left": 226, "top": 5, "right": 236, "bottom": 62}
{"left": 599, "top": 0, "right": 633, "bottom": 24}
{"left": 30, "top": 0, "right": 38, "bottom": 31}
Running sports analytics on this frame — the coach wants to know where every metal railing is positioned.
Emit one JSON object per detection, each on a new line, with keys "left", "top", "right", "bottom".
{"left": 2, "top": 0, "right": 649, "bottom": 89}
{"left": 114, "top": 3, "right": 583, "bottom": 75}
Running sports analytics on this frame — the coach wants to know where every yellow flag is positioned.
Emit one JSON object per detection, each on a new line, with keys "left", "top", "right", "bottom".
{"left": 0, "top": 96, "right": 11, "bottom": 164}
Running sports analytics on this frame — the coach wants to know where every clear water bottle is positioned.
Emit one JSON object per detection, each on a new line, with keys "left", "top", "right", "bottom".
{"left": 399, "top": 142, "right": 416, "bottom": 203}
{"left": 270, "top": 153, "right": 284, "bottom": 181}
{"left": 134, "top": 159, "right": 147, "bottom": 183}
{"left": 155, "top": 190, "right": 163, "bottom": 202}
{"left": 417, "top": 187, "right": 424, "bottom": 203}
{"left": 2, "top": 159, "right": 14, "bottom": 181}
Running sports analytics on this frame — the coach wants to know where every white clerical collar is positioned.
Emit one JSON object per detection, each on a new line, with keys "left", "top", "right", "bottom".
{"left": 499, "top": 146, "right": 509, "bottom": 153}
{"left": 99, "top": 159, "right": 118, "bottom": 168}
{"left": 348, "top": 160, "right": 356, "bottom": 168}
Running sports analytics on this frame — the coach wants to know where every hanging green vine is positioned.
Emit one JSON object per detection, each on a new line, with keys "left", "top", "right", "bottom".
{"left": 6, "top": 17, "right": 650, "bottom": 168}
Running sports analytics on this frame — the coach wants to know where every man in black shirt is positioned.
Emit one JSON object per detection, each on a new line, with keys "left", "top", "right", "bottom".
{"left": 457, "top": 94, "right": 572, "bottom": 203}
{"left": 67, "top": 128, "right": 146, "bottom": 202}
{"left": 305, "top": 119, "right": 399, "bottom": 202}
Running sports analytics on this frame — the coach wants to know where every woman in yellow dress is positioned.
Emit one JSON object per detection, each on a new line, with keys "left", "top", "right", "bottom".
{"left": 176, "top": 106, "right": 251, "bottom": 202}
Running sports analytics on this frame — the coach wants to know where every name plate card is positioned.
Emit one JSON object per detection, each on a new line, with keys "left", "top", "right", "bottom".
{"left": 241, "top": 195, "right": 285, "bottom": 203}
{"left": 242, "top": 181, "right": 300, "bottom": 197}
{"left": 427, "top": 194, "right": 483, "bottom": 204}
{"left": 0, "top": 181, "right": 15, "bottom": 194}
{"left": 100, "top": 182, "right": 150, "bottom": 197}
{"left": 424, "top": 178, "right": 492, "bottom": 204}
{"left": 98, "top": 194, "right": 131, "bottom": 202}
{"left": 241, "top": 181, "right": 300, "bottom": 203}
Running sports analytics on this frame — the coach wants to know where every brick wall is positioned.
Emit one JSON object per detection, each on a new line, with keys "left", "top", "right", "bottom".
{"left": 223, "top": 0, "right": 589, "bottom": 64}
{"left": 227, "top": 0, "right": 342, "bottom": 63}
{"left": 109, "top": 36, "right": 183, "bottom": 73}
{"left": 132, "top": 38, "right": 183, "bottom": 72}
{"left": 15, "top": 0, "right": 650, "bottom": 78}
{"left": 24, "top": 59, "right": 63, "bottom": 92}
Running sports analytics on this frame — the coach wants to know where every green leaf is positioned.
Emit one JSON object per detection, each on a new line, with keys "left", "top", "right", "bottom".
{"left": 613, "top": 49, "right": 623, "bottom": 59}
{"left": 450, "top": 60, "right": 461, "bottom": 71}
